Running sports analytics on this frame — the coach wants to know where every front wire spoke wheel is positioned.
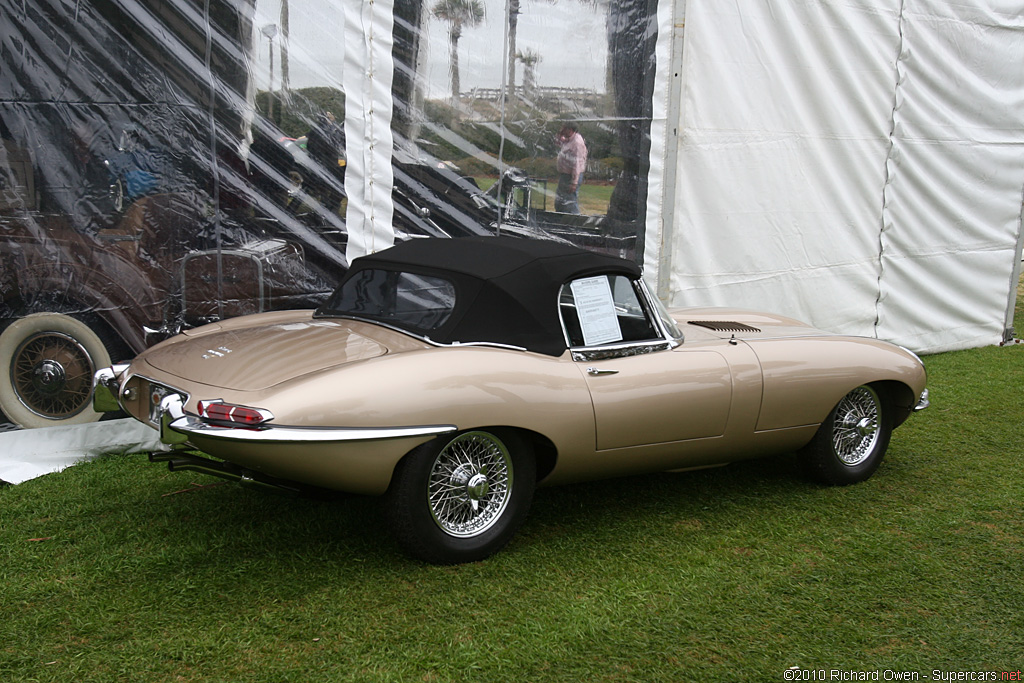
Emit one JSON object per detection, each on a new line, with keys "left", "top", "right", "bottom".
{"left": 799, "top": 384, "right": 893, "bottom": 486}
{"left": 0, "top": 313, "right": 115, "bottom": 428}
{"left": 831, "top": 386, "right": 881, "bottom": 466}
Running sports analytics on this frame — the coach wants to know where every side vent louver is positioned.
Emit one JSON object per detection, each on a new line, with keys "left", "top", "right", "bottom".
{"left": 688, "top": 321, "right": 762, "bottom": 333}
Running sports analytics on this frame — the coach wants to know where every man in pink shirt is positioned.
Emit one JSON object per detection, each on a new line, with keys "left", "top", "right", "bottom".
{"left": 555, "top": 122, "right": 588, "bottom": 214}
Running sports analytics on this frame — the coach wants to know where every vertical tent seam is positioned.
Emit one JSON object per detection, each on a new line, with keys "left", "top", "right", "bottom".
{"left": 201, "top": 0, "right": 224, "bottom": 321}
{"left": 875, "top": 0, "right": 907, "bottom": 340}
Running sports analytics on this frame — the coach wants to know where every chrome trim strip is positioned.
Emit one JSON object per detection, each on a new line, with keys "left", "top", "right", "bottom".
{"left": 638, "top": 279, "right": 684, "bottom": 343}
{"left": 313, "top": 313, "right": 429, "bottom": 340}
{"left": 313, "top": 315, "right": 527, "bottom": 352}
{"left": 897, "top": 344, "right": 925, "bottom": 366}
{"left": 443, "top": 340, "right": 527, "bottom": 352}
{"left": 167, "top": 417, "right": 457, "bottom": 444}
{"left": 571, "top": 340, "right": 674, "bottom": 362}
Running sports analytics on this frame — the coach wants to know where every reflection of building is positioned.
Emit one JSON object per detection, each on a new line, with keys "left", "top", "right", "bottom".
{"left": 463, "top": 86, "right": 599, "bottom": 103}
{"left": 455, "top": 87, "right": 603, "bottom": 119}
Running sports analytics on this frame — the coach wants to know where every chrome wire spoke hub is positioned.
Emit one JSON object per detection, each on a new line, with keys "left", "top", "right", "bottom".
{"left": 427, "top": 432, "right": 513, "bottom": 537}
{"left": 831, "top": 386, "right": 881, "bottom": 466}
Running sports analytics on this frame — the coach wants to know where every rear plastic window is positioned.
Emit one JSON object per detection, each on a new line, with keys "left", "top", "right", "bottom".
{"left": 320, "top": 269, "right": 456, "bottom": 331}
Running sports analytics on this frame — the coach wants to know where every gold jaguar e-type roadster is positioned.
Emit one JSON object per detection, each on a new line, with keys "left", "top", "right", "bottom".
{"left": 94, "top": 236, "right": 928, "bottom": 564}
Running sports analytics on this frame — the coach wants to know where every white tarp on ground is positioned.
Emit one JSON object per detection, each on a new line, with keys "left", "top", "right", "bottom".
{"left": 0, "top": 418, "right": 165, "bottom": 485}
{"left": 652, "top": 0, "right": 1024, "bottom": 354}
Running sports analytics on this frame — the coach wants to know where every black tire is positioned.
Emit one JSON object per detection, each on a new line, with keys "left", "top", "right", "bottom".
{"left": 799, "top": 384, "right": 893, "bottom": 485}
{"left": 384, "top": 429, "right": 536, "bottom": 564}
{"left": 0, "top": 312, "right": 115, "bottom": 428}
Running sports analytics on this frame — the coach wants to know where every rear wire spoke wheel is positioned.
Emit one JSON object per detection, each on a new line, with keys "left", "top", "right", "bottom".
{"left": 799, "top": 384, "right": 893, "bottom": 485}
{"left": 428, "top": 432, "right": 513, "bottom": 537}
{"left": 385, "top": 430, "right": 535, "bottom": 564}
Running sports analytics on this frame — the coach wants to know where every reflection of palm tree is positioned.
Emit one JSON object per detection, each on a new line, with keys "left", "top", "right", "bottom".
{"left": 516, "top": 49, "right": 541, "bottom": 98}
{"left": 280, "top": 0, "right": 290, "bottom": 101}
{"left": 431, "top": 0, "right": 485, "bottom": 108}
{"left": 505, "top": 0, "right": 521, "bottom": 102}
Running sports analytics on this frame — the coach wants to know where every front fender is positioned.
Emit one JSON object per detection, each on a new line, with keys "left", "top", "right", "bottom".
{"left": 748, "top": 336, "right": 927, "bottom": 431}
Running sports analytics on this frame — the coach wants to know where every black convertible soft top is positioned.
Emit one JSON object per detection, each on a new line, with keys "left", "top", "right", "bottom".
{"left": 319, "top": 236, "right": 642, "bottom": 356}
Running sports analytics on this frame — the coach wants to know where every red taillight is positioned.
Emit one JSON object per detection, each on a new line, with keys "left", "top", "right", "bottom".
{"left": 197, "top": 399, "right": 274, "bottom": 426}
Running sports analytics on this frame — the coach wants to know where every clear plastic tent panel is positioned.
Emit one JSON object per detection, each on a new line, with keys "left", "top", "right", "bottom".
{"left": 389, "top": 0, "right": 658, "bottom": 259}
{"left": 0, "top": 0, "right": 659, "bottom": 431}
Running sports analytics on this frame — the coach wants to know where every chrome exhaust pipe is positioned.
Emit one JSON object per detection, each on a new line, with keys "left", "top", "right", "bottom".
{"left": 239, "top": 473, "right": 302, "bottom": 496}
{"left": 167, "top": 457, "right": 242, "bottom": 482}
{"left": 150, "top": 450, "right": 241, "bottom": 482}
{"left": 149, "top": 451, "right": 301, "bottom": 495}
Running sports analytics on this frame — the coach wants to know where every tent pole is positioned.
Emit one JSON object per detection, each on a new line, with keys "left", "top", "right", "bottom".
{"left": 1003, "top": 191, "right": 1024, "bottom": 344}
{"left": 654, "top": 0, "right": 687, "bottom": 303}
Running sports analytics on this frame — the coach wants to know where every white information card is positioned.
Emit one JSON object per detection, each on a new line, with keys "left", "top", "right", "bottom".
{"left": 570, "top": 276, "right": 623, "bottom": 346}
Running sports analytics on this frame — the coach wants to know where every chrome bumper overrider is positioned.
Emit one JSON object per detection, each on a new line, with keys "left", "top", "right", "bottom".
{"left": 165, "top": 416, "right": 456, "bottom": 445}
{"left": 914, "top": 389, "right": 930, "bottom": 412}
{"left": 93, "top": 364, "right": 130, "bottom": 413}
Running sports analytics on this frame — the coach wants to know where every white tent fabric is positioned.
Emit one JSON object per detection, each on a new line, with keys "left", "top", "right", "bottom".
{"left": 654, "top": 0, "right": 1024, "bottom": 353}
{"left": 343, "top": 0, "right": 396, "bottom": 263}
{"left": 643, "top": 0, "right": 681, "bottom": 294}
{"left": 876, "top": 1, "right": 1024, "bottom": 351}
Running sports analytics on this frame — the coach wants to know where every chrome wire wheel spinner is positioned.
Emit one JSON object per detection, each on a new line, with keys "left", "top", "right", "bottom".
{"left": 427, "top": 432, "right": 513, "bottom": 538}
{"left": 831, "top": 386, "right": 882, "bottom": 466}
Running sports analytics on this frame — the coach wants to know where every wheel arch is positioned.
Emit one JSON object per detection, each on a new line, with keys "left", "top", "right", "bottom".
{"left": 870, "top": 379, "right": 918, "bottom": 428}
{"left": 497, "top": 426, "right": 558, "bottom": 485}
{"left": 392, "top": 425, "right": 559, "bottom": 487}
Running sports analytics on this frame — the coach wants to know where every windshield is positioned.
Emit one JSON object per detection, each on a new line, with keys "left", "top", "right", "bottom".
{"left": 559, "top": 275, "right": 661, "bottom": 348}
{"left": 316, "top": 269, "right": 457, "bottom": 332}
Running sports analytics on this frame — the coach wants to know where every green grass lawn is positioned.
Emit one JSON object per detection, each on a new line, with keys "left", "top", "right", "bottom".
{"left": 476, "top": 177, "right": 614, "bottom": 216}
{"left": 2, "top": 349, "right": 1023, "bottom": 681}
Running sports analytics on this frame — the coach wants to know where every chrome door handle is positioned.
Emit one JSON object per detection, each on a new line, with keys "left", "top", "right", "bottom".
{"left": 587, "top": 367, "right": 619, "bottom": 376}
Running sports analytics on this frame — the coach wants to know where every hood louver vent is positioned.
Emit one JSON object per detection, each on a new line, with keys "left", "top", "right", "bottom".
{"left": 688, "top": 320, "right": 762, "bottom": 333}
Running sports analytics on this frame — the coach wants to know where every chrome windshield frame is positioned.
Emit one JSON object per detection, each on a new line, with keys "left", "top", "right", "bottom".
{"left": 559, "top": 275, "right": 681, "bottom": 362}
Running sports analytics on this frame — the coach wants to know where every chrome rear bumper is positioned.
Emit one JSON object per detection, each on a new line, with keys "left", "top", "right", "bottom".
{"left": 95, "top": 365, "right": 457, "bottom": 447}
